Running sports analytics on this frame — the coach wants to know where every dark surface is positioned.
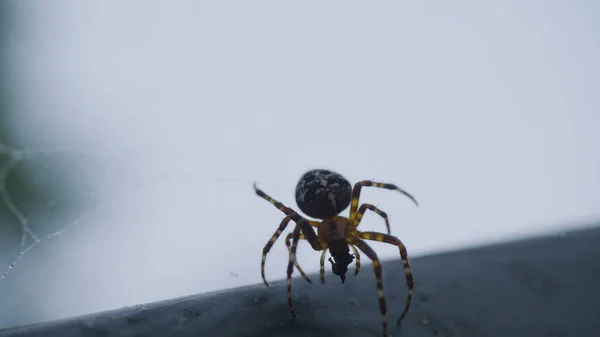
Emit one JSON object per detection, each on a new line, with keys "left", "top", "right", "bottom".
{"left": 2, "top": 226, "right": 599, "bottom": 337}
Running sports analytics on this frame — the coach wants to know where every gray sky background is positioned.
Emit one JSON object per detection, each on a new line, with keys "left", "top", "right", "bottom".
{"left": 1, "top": 0, "right": 599, "bottom": 329}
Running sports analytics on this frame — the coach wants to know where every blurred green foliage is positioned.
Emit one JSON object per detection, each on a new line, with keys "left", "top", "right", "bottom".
{"left": 0, "top": 1, "right": 98, "bottom": 252}
{"left": 0, "top": 1, "right": 28, "bottom": 242}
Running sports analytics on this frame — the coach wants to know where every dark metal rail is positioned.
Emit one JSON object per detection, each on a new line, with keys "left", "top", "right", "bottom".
{"left": 2, "top": 226, "right": 599, "bottom": 337}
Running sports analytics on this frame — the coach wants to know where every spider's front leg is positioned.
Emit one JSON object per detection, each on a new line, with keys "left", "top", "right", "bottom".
{"left": 254, "top": 183, "right": 321, "bottom": 250}
{"left": 320, "top": 249, "right": 328, "bottom": 283}
{"left": 361, "top": 231, "right": 413, "bottom": 326}
{"left": 284, "top": 217, "right": 323, "bottom": 320}
{"left": 261, "top": 216, "right": 319, "bottom": 287}
{"left": 284, "top": 232, "right": 312, "bottom": 284}
{"left": 348, "top": 180, "right": 418, "bottom": 222}
{"left": 261, "top": 215, "right": 295, "bottom": 287}
{"left": 353, "top": 203, "right": 393, "bottom": 234}
{"left": 352, "top": 238, "right": 389, "bottom": 337}
{"left": 350, "top": 244, "right": 361, "bottom": 276}
{"left": 284, "top": 222, "right": 339, "bottom": 284}
{"left": 254, "top": 182, "right": 296, "bottom": 217}
{"left": 255, "top": 183, "right": 324, "bottom": 321}
{"left": 286, "top": 224, "right": 303, "bottom": 320}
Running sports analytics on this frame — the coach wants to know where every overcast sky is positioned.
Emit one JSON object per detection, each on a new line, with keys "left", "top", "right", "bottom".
{"left": 1, "top": 0, "right": 599, "bottom": 329}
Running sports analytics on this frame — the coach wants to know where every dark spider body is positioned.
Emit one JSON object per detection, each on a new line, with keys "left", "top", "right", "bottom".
{"left": 256, "top": 169, "right": 418, "bottom": 337}
{"left": 296, "top": 170, "right": 355, "bottom": 282}
{"left": 295, "top": 169, "right": 352, "bottom": 219}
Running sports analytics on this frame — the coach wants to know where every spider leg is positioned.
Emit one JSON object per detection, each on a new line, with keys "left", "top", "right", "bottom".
{"left": 254, "top": 182, "right": 297, "bottom": 216}
{"left": 349, "top": 180, "right": 418, "bottom": 221}
{"left": 350, "top": 244, "right": 361, "bottom": 276}
{"left": 254, "top": 183, "right": 322, "bottom": 251}
{"left": 360, "top": 231, "right": 413, "bottom": 326}
{"left": 353, "top": 203, "right": 392, "bottom": 234}
{"left": 306, "top": 220, "right": 326, "bottom": 283}
{"left": 284, "top": 232, "right": 312, "bottom": 284}
{"left": 286, "top": 224, "right": 303, "bottom": 320}
{"left": 353, "top": 238, "right": 388, "bottom": 337}
{"left": 320, "top": 248, "right": 328, "bottom": 283}
{"left": 261, "top": 215, "right": 294, "bottom": 287}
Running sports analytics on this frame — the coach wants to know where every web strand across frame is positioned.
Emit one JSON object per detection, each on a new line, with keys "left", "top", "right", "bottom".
{"left": 0, "top": 141, "right": 294, "bottom": 286}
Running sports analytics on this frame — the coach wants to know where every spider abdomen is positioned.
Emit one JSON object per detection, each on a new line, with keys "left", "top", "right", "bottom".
{"left": 295, "top": 169, "right": 352, "bottom": 219}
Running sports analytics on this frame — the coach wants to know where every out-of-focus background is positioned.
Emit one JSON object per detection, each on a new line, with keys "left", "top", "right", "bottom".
{"left": 1, "top": 0, "right": 598, "bottom": 330}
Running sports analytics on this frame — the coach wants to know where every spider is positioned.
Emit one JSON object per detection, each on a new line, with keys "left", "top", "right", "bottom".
{"left": 256, "top": 169, "right": 418, "bottom": 337}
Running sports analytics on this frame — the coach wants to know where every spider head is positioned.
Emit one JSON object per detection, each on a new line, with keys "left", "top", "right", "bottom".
{"left": 295, "top": 169, "right": 352, "bottom": 219}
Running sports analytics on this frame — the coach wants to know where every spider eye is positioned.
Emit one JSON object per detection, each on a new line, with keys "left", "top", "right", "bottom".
{"left": 295, "top": 169, "right": 352, "bottom": 219}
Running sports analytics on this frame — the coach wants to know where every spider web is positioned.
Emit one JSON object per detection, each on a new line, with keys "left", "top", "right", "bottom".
{"left": 0, "top": 140, "right": 286, "bottom": 288}
{"left": 0, "top": 141, "right": 103, "bottom": 286}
